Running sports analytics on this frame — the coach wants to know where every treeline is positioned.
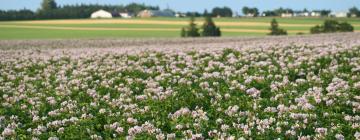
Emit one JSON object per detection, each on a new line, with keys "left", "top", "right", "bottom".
{"left": 1, "top": 0, "right": 360, "bottom": 21}
{"left": 0, "top": 9, "right": 36, "bottom": 21}
{"left": 262, "top": 8, "right": 331, "bottom": 17}
{"left": 185, "top": 7, "right": 233, "bottom": 17}
{"left": 36, "top": 4, "right": 158, "bottom": 19}
{"left": 0, "top": 0, "right": 159, "bottom": 21}
{"left": 185, "top": 6, "right": 360, "bottom": 18}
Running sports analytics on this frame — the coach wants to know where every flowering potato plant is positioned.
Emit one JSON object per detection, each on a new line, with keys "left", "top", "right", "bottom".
{"left": 1, "top": 34, "right": 360, "bottom": 139}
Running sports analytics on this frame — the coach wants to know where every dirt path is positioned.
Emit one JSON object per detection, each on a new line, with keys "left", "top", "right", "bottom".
{"left": 1, "top": 33, "right": 360, "bottom": 50}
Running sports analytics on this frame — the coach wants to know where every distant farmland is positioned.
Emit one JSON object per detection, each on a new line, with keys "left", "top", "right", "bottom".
{"left": 0, "top": 17, "right": 359, "bottom": 39}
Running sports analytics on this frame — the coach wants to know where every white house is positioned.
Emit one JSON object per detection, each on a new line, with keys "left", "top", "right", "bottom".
{"left": 175, "top": 13, "right": 186, "bottom": 17}
{"left": 281, "top": 13, "right": 293, "bottom": 17}
{"left": 311, "top": 12, "right": 321, "bottom": 17}
{"left": 91, "top": 10, "right": 113, "bottom": 19}
{"left": 295, "top": 12, "right": 310, "bottom": 17}
{"left": 244, "top": 13, "right": 255, "bottom": 17}
{"left": 293, "top": 12, "right": 309, "bottom": 17}
{"left": 332, "top": 12, "right": 348, "bottom": 17}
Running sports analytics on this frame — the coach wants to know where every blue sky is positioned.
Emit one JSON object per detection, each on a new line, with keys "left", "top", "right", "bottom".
{"left": 1, "top": 0, "right": 359, "bottom": 13}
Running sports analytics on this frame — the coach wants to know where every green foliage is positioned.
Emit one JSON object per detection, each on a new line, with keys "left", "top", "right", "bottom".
{"left": 318, "top": 10, "right": 331, "bottom": 16}
{"left": 0, "top": 9, "right": 36, "bottom": 21}
{"left": 124, "top": 3, "right": 159, "bottom": 14}
{"left": 181, "top": 16, "right": 221, "bottom": 37}
{"left": 181, "top": 28, "right": 186, "bottom": 37}
{"left": 272, "top": 7, "right": 294, "bottom": 16}
{"left": 338, "top": 22, "right": 354, "bottom": 32}
{"left": 181, "top": 16, "right": 200, "bottom": 37}
{"left": 0, "top": 1, "right": 159, "bottom": 20}
{"left": 262, "top": 8, "right": 331, "bottom": 17}
{"left": 268, "top": 19, "right": 287, "bottom": 35}
{"left": 310, "top": 25, "right": 322, "bottom": 34}
{"left": 201, "top": 16, "right": 221, "bottom": 37}
{"left": 37, "top": 0, "right": 58, "bottom": 18}
{"left": 203, "top": 9, "right": 209, "bottom": 17}
{"left": 310, "top": 20, "right": 354, "bottom": 34}
{"left": 40, "top": 0, "right": 58, "bottom": 12}
{"left": 211, "top": 7, "right": 233, "bottom": 17}
{"left": 242, "top": 6, "right": 259, "bottom": 16}
{"left": 1, "top": 41, "right": 360, "bottom": 139}
{"left": 349, "top": 7, "right": 360, "bottom": 17}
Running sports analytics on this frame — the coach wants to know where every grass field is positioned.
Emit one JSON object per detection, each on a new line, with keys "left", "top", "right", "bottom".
{"left": 0, "top": 17, "right": 359, "bottom": 39}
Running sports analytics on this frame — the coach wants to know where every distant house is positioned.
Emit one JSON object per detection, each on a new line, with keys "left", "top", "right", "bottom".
{"left": 332, "top": 12, "right": 348, "bottom": 17}
{"left": 138, "top": 9, "right": 175, "bottom": 18}
{"left": 281, "top": 13, "right": 293, "bottom": 17}
{"left": 311, "top": 12, "right": 321, "bottom": 17}
{"left": 91, "top": 10, "right": 112, "bottom": 18}
{"left": 119, "top": 12, "right": 133, "bottom": 18}
{"left": 175, "top": 13, "right": 186, "bottom": 18}
{"left": 293, "top": 12, "right": 310, "bottom": 17}
{"left": 244, "top": 13, "right": 255, "bottom": 17}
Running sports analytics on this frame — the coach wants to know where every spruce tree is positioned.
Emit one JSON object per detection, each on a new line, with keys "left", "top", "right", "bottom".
{"left": 188, "top": 16, "right": 200, "bottom": 37}
{"left": 41, "top": 0, "right": 57, "bottom": 11}
{"left": 268, "top": 19, "right": 287, "bottom": 35}
{"left": 201, "top": 16, "right": 221, "bottom": 37}
{"left": 203, "top": 9, "right": 209, "bottom": 17}
{"left": 181, "top": 16, "right": 200, "bottom": 37}
{"left": 181, "top": 27, "right": 186, "bottom": 37}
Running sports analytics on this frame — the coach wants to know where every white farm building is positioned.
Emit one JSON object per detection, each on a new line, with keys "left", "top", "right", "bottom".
{"left": 332, "top": 12, "right": 348, "bottom": 18}
{"left": 91, "top": 10, "right": 113, "bottom": 18}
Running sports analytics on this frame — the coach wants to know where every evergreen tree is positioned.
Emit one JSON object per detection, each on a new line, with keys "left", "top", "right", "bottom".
{"left": 203, "top": 9, "right": 209, "bottom": 17}
{"left": 181, "top": 16, "right": 200, "bottom": 37}
{"left": 40, "top": 0, "right": 57, "bottom": 11}
{"left": 181, "top": 27, "right": 186, "bottom": 37}
{"left": 201, "top": 16, "right": 221, "bottom": 37}
{"left": 268, "top": 19, "right": 287, "bottom": 35}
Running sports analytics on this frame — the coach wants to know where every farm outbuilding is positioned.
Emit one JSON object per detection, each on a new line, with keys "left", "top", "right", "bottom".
{"left": 281, "top": 13, "right": 293, "bottom": 17}
{"left": 91, "top": 10, "right": 113, "bottom": 19}
{"left": 311, "top": 12, "right": 321, "bottom": 17}
{"left": 332, "top": 12, "right": 348, "bottom": 18}
{"left": 138, "top": 10, "right": 175, "bottom": 18}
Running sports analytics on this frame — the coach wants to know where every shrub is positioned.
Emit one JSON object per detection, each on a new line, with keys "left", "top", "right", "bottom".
{"left": 338, "top": 22, "right": 354, "bottom": 32}
{"left": 310, "top": 20, "right": 354, "bottom": 34}
{"left": 296, "top": 32, "right": 305, "bottom": 35}
{"left": 323, "top": 20, "right": 338, "bottom": 33}
{"left": 201, "top": 16, "right": 221, "bottom": 37}
{"left": 310, "top": 25, "right": 322, "bottom": 34}
{"left": 268, "top": 19, "right": 287, "bottom": 35}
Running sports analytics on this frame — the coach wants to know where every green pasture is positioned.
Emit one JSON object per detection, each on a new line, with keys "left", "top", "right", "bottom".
{"left": 0, "top": 28, "right": 180, "bottom": 39}
{"left": 0, "top": 17, "right": 359, "bottom": 39}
